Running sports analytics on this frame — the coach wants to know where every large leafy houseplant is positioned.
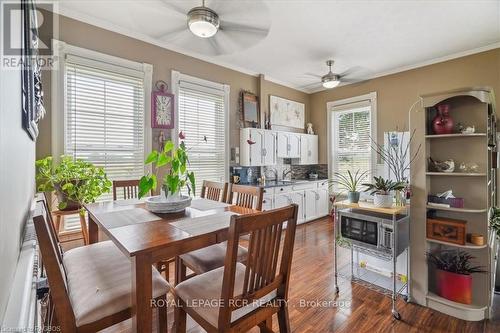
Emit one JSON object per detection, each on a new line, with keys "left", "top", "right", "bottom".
{"left": 489, "top": 207, "right": 500, "bottom": 238}
{"left": 36, "top": 156, "right": 112, "bottom": 214}
{"left": 138, "top": 134, "right": 196, "bottom": 199}
{"left": 329, "top": 170, "right": 368, "bottom": 203}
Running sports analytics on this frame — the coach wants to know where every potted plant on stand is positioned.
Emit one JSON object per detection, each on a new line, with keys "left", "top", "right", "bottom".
{"left": 329, "top": 170, "right": 368, "bottom": 203}
{"left": 35, "top": 156, "right": 112, "bottom": 214}
{"left": 362, "top": 176, "right": 405, "bottom": 208}
{"left": 427, "top": 250, "right": 485, "bottom": 304}
{"left": 138, "top": 132, "right": 197, "bottom": 213}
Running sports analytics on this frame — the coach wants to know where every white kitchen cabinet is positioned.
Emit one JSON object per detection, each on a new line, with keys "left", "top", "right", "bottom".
{"left": 304, "top": 189, "right": 318, "bottom": 220}
{"left": 262, "top": 194, "right": 273, "bottom": 211}
{"left": 296, "top": 134, "right": 319, "bottom": 165}
{"left": 276, "top": 132, "right": 301, "bottom": 158}
{"left": 289, "top": 191, "right": 305, "bottom": 223}
{"left": 316, "top": 188, "right": 329, "bottom": 217}
{"left": 240, "top": 128, "right": 276, "bottom": 166}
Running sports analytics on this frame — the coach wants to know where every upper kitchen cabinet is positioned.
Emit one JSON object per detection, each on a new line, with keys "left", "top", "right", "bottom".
{"left": 240, "top": 128, "right": 277, "bottom": 166}
{"left": 277, "top": 132, "right": 301, "bottom": 158}
{"left": 296, "top": 134, "right": 319, "bottom": 165}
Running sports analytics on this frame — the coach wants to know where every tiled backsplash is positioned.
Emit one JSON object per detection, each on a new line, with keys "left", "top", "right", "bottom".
{"left": 231, "top": 162, "right": 328, "bottom": 184}
{"left": 291, "top": 164, "right": 328, "bottom": 179}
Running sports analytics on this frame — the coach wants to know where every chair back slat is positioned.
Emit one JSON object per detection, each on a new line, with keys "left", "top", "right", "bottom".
{"left": 227, "top": 184, "right": 263, "bottom": 210}
{"left": 33, "top": 215, "right": 76, "bottom": 331}
{"left": 201, "top": 180, "right": 228, "bottom": 202}
{"left": 218, "top": 205, "right": 298, "bottom": 330}
{"left": 113, "top": 179, "right": 141, "bottom": 200}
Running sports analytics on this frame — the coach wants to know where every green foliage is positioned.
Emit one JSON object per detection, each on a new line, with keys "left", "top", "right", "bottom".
{"left": 139, "top": 139, "right": 196, "bottom": 199}
{"left": 329, "top": 169, "right": 368, "bottom": 193}
{"left": 35, "top": 156, "right": 112, "bottom": 212}
{"left": 426, "top": 250, "right": 486, "bottom": 275}
{"left": 362, "top": 176, "right": 405, "bottom": 195}
{"left": 489, "top": 207, "right": 500, "bottom": 238}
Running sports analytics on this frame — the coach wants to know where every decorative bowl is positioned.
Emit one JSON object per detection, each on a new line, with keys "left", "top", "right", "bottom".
{"left": 145, "top": 195, "right": 192, "bottom": 213}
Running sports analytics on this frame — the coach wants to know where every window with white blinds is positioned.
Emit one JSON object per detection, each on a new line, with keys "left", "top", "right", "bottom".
{"left": 329, "top": 94, "right": 377, "bottom": 192}
{"left": 177, "top": 78, "right": 228, "bottom": 196}
{"left": 63, "top": 60, "right": 146, "bottom": 232}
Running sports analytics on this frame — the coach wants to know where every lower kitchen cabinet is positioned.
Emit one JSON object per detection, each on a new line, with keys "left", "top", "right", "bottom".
{"left": 260, "top": 180, "right": 329, "bottom": 224}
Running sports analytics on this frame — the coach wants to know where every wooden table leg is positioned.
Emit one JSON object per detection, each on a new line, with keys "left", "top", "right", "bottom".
{"left": 88, "top": 214, "right": 99, "bottom": 244}
{"left": 131, "top": 253, "right": 153, "bottom": 333}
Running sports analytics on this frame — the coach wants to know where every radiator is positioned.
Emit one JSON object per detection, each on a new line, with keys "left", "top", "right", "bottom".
{"left": 2, "top": 203, "right": 40, "bottom": 332}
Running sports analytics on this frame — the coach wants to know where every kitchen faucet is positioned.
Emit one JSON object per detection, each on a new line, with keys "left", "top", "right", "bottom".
{"left": 282, "top": 168, "right": 293, "bottom": 180}
{"left": 265, "top": 168, "right": 278, "bottom": 181}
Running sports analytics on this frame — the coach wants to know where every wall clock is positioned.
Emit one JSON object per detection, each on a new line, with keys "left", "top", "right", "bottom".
{"left": 152, "top": 80, "right": 174, "bottom": 129}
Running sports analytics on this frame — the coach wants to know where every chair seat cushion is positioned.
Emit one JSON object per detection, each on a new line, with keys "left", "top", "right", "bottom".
{"left": 180, "top": 242, "right": 247, "bottom": 274}
{"left": 63, "top": 240, "right": 171, "bottom": 327}
{"left": 175, "top": 263, "right": 276, "bottom": 328}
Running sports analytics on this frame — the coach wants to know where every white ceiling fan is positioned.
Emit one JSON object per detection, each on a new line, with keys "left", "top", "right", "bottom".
{"left": 302, "top": 60, "right": 361, "bottom": 90}
{"left": 157, "top": 0, "right": 271, "bottom": 56}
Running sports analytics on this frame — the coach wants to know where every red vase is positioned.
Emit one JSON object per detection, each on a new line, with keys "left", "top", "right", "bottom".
{"left": 432, "top": 104, "right": 454, "bottom": 135}
{"left": 436, "top": 269, "right": 472, "bottom": 304}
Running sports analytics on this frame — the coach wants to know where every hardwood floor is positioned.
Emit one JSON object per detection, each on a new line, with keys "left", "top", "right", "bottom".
{"left": 80, "top": 216, "right": 500, "bottom": 333}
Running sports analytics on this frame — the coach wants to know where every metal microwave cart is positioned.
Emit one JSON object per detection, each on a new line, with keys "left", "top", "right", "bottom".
{"left": 333, "top": 201, "right": 410, "bottom": 320}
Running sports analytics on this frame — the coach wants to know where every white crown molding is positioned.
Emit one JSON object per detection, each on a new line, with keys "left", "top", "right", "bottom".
{"left": 54, "top": 6, "right": 499, "bottom": 96}
{"left": 308, "top": 41, "right": 500, "bottom": 94}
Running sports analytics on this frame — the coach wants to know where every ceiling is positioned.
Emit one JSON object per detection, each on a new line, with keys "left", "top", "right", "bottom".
{"left": 56, "top": 0, "right": 500, "bottom": 93}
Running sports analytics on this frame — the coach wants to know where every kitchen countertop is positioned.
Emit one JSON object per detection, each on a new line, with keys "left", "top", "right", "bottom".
{"left": 238, "top": 178, "right": 328, "bottom": 188}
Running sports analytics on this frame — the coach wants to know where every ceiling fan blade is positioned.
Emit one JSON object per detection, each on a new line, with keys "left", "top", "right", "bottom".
{"left": 155, "top": 25, "right": 188, "bottom": 40}
{"left": 302, "top": 72, "right": 322, "bottom": 79}
{"left": 220, "top": 20, "right": 270, "bottom": 37}
{"left": 338, "top": 66, "right": 363, "bottom": 78}
{"left": 159, "top": 0, "right": 188, "bottom": 17}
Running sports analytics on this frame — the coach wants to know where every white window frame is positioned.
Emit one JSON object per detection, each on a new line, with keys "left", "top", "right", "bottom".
{"left": 327, "top": 92, "right": 378, "bottom": 185}
{"left": 51, "top": 39, "right": 152, "bottom": 172}
{"left": 171, "top": 70, "right": 230, "bottom": 183}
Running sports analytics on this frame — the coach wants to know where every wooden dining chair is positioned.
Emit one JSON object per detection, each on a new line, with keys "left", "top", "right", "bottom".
{"left": 175, "top": 183, "right": 262, "bottom": 284}
{"left": 33, "top": 214, "right": 170, "bottom": 333}
{"left": 227, "top": 184, "right": 264, "bottom": 210}
{"left": 113, "top": 179, "right": 141, "bottom": 201}
{"left": 201, "top": 180, "right": 228, "bottom": 202}
{"left": 174, "top": 204, "right": 299, "bottom": 333}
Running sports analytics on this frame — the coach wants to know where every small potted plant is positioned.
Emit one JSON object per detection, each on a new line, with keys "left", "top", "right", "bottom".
{"left": 329, "top": 170, "right": 368, "bottom": 203}
{"left": 489, "top": 207, "right": 500, "bottom": 238}
{"left": 36, "top": 156, "right": 112, "bottom": 214}
{"left": 362, "top": 176, "right": 405, "bottom": 208}
{"left": 138, "top": 132, "right": 198, "bottom": 212}
{"left": 427, "top": 250, "right": 485, "bottom": 304}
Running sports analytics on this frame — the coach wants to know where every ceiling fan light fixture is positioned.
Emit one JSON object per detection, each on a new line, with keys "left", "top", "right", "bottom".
{"left": 187, "top": 6, "right": 220, "bottom": 38}
{"left": 322, "top": 74, "right": 340, "bottom": 89}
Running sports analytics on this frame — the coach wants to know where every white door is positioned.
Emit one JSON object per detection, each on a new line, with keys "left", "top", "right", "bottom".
{"left": 304, "top": 189, "right": 317, "bottom": 221}
{"left": 262, "top": 195, "right": 273, "bottom": 211}
{"left": 249, "top": 129, "right": 264, "bottom": 166}
{"left": 308, "top": 135, "right": 318, "bottom": 164}
{"left": 262, "top": 130, "right": 277, "bottom": 165}
{"left": 277, "top": 132, "right": 288, "bottom": 158}
{"left": 289, "top": 191, "right": 305, "bottom": 223}
{"left": 288, "top": 133, "right": 301, "bottom": 158}
{"left": 274, "top": 193, "right": 291, "bottom": 209}
{"left": 317, "top": 188, "right": 329, "bottom": 217}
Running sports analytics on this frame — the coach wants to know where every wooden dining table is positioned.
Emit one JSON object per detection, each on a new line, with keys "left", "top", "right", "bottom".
{"left": 84, "top": 197, "right": 258, "bottom": 333}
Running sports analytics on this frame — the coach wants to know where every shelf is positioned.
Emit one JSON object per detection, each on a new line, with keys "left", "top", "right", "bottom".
{"left": 426, "top": 292, "right": 487, "bottom": 311}
{"left": 426, "top": 172, "right": 486, "bottom": 177}
{"left": 426, "top": 238, "right": 488, "bottom": 249}
{"left": 426, "top": 205, "right": 487, "bottom": 213}
{"left": 425, "top": 133, "right": 487, "bottom": 139}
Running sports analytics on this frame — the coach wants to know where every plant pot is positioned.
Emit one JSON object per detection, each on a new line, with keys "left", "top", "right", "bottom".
{"left": 373, "top": 193, "right": 393, "bottom": 208}
{"left": 162, "top": 185, "right": 181, "bottom": 202}
{"left": 54, "top": 182, "right": 81, "bottom": 211}
{"left": 436, "top": 269, "right": 472, "bottom": 304}
{"left": 347, "top": 191, "right": 360, "bottom": 203}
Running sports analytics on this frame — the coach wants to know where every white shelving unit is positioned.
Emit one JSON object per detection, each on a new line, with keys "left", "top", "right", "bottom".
{"left": 419, "top": 87, "right": 498, "bottom": 321}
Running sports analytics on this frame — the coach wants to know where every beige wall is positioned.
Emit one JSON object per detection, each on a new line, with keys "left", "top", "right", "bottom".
{"left": 36, "top": 11, "right": 309, "bottom": 159}
{"left": 310, "top": 48, "right": 500, "bottom": 164}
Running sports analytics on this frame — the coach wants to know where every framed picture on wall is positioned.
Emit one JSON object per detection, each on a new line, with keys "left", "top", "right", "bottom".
{"left": 242, "top": 91, "right": 260, "bottom": 127}
{"left": 269, "top": 95, "right": 304, "bottom": 129}
{"left": 22, "top": 0, "right": 45, "bottom": 141}
{"left": 152, "top": 80, "right": 175, "bottom": 129}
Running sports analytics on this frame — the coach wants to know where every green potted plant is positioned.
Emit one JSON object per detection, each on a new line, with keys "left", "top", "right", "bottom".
{"left": 329, "top": 170, "right": 368, "bottom": 203}
{"left": 138, "top": 132, "right": 196, "bottom": 202}
{"left": 36, "top": 156, "right": 112, "bottom": 214}
{"left": 427, "top": 250, "right": 485, "bottom": 304}
{"left": 362, "top": 176, "right": 405, "bottom": 208}
{"left": 489, "top": 207, "right": 500, "bottom": 238}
